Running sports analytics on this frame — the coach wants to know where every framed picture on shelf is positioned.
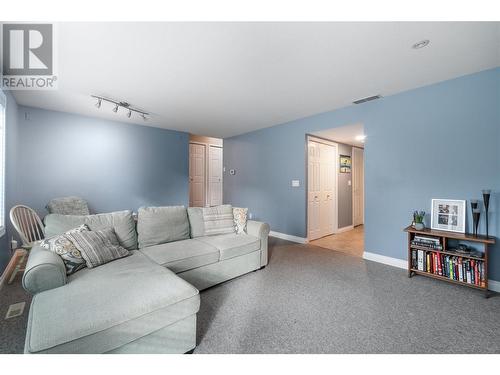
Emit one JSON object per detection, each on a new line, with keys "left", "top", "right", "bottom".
{"left": 431, "top": 199, "right": 466, "bottom": 233}
{"left": 339, "top": 155, "right": 351, "bottom": 173}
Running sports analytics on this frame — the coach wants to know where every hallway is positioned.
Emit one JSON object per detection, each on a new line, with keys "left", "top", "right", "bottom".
{"left": 310, "top": 225, "right": 364, "bottom": 257}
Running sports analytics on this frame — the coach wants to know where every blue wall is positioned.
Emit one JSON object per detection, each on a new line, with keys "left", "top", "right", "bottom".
{"left": 15, "top": 106, "right": 190, "bottom": 218}
{"left": 224, "top": 68, "right": 500, "bottom": 280}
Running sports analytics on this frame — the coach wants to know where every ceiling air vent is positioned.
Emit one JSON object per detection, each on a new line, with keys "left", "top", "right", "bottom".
{"left": 353, "top": 95, "right": 382, "bottom": 105}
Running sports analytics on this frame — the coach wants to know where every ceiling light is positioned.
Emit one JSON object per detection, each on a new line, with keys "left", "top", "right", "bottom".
{"left": 355, "top": 135, "right": 366, "bottom": 142}
{"left": 91, "top": 95, "right": 149, "bottom": 120}
{"left": 412, "top": 40, "right": 430, "bottom": 49}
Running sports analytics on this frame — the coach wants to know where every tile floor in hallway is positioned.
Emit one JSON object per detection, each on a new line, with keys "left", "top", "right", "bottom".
{"left": 310, "top": 225, "right": 364, "bottom": 257}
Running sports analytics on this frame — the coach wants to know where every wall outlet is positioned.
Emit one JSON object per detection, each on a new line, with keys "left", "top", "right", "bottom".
{"left": 291, "top": 180, "right": 300, "bottom": 187}
{"left": 229, "top": 169, "right": 236, "bottom": 175}
{"left": 248, "top": 212, "right": 253, "bottom": 220}
{"left": 348, "top": 180, "right": 352, "bottom": 186}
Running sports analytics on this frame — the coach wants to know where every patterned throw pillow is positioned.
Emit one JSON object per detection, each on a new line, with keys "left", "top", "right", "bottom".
{"left": 65, "top": 227, "right": 130, "bottom": 268}
{"left": 39, "top": 224, "right": 89, "bottom": 275}
{"left": 202, "top": 205, "right": 236, "bottom": 236}
{"left": 233, "top": 207, "right": 248, "bottom": 234}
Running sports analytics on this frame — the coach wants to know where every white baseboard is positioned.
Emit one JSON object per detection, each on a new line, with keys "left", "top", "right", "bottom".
{"left": 363, "top": 251, "right": 500, "bottom": 293}
{"left": 488, "top": 279, "right": 500, "bottom": 293}
{"left": 269, "top": 231, "right": 308, "bottom": 244}
{"left": 363, "top": 251, "right": 407, "bottom": 269}
{"left": 336, "top": 225, "right": 354, "bottom": 234}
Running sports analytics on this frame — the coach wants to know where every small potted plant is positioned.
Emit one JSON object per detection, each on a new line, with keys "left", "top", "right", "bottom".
{"left": 413, "top": 211, "right": 425, "bottom": 230}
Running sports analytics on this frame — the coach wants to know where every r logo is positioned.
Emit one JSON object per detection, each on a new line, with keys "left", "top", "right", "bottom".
{"left": 2, "top": 24, "right": 53, "bottom": 76}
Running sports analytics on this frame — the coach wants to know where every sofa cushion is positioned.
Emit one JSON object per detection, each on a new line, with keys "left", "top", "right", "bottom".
{"left": 25, "top": 251, "right": 200, "bottom": 354}
{"left": 137, "top": 206, "right": 190, "bottom": 248}
{"left": 187, "top": 207, "right": 205, "bottom": 238}
{"left": 140, "top": 239, "right": 219, "bottom": 273}
{"left": 44, "top": 210, "right": 137, "bottom": 250}
{"left": 196, "top": 233, "right": 261, "bottom": 260}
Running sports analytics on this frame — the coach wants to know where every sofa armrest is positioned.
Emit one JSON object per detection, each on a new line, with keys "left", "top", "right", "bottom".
{"left": 23, "top": 245, "right": 67, "bottom": 294}
{"left": 246, "top": 220, "right": 270, "bottom": 267}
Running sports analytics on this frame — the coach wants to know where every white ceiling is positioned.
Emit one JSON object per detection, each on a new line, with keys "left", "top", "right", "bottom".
{"left": 11, "top": 22, "right": 500, "bottom": 138}
{"left": 313, "top": 123, "right": 365, "bottom": 147}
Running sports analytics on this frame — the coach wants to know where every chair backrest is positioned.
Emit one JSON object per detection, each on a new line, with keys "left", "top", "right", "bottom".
{"left": 10, "top": 205, "right": 45, "bottom": 248}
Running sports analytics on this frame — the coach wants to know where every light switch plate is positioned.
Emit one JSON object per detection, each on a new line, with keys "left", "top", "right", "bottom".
{"left": 291, "top": 180, "right": 300, "bottom": 187}
{"left": 348, "top": 180, "right": 352, "bottom": 186}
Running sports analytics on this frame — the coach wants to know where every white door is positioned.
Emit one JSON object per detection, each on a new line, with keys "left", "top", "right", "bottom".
{"left": 320, "top": 143, "right": 335, "bottom": 237}
{"left": 189, "top": 143, "right": 206, "bottom": 207}
{"left": 352, "top": 147, "right": 364, "bottom": 226}
{"left": 308, "top": 140, "right": 336, "bottom": 240}
{"left": 308, "top": 141, "right": 321, "bottom": 240}
{"left": 208, "top": 146, "right": 223, "bottom": 206}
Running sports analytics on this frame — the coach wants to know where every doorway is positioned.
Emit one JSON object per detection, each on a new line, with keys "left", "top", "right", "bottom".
{"left": 306, "top": 124, "right": 365, "bottom": 257}
{"left": 307, "top": 136, "right": 338, "bottom": 241}
{"left": 189, "top": 134, "right": 223, "bottom": 207}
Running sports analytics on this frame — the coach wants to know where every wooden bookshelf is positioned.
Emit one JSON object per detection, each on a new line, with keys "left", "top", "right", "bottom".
{"left": 404, "top": 225, "right": 495, "bottom": 298}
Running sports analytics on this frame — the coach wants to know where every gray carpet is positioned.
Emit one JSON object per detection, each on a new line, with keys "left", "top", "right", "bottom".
{"left": 1, "top": 237, "right": 500, "bottom": 353}
{"left": 0, "top": 271, "right": 31, "bottom": 354}
{"left": 194, "top": 238, "right": 500, "bottom": 353}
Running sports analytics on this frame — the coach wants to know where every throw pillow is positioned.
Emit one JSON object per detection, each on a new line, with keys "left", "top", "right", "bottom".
{"left": 65, "top": 227, "right": 130, "bottom": 268}
{"left": 202, "top": 204, "right": 235, "bottom": 236}
{"left": 233, "top": 207, "right": 248, "bottom": 234}
{"left": 39, "top": 224, "right": 90, "bottom": 275}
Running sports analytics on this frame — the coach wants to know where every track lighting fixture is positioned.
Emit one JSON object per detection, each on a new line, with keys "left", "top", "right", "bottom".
{"left": 92, "top": 95, "right": 149, "bottom": 120}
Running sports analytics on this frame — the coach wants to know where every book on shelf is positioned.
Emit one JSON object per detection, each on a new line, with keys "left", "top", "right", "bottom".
{"left": 414, "top": 235, "right": 440, "bottom": 244}
{"left": 411, "top": 239, "right": 443, "bottom": 250}
{"left": 410, "top": 249, "right": 485, "bottom": 287}
{"left": 417, "top": 250, "right": 424, "bottom": 271}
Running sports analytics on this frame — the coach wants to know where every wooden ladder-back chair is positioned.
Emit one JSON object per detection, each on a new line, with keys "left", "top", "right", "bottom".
{"left": 7, "top": 205, "right": 45, "bottom": 284}
{"left": 10, "top": 205, "right": 45, "bottom": 249}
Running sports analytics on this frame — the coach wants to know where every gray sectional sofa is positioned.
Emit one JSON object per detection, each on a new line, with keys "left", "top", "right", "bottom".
{"left": 22, "top": 206, "right": 270, "bottom": 354}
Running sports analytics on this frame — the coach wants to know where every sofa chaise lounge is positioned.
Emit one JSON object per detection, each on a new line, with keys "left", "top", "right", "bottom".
{"left": 22, "top": 205, "right": 270, "bottom": 354}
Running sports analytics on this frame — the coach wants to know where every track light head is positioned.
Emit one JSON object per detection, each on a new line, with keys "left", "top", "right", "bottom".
{"left": 127, "top": 110, "right": 132, "bottom": 118}
{"left": 113, "top": 104, "right": 119, "bottom": 113}
{"left": 95, "top": 98, "right": 102, "bottom": 109}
